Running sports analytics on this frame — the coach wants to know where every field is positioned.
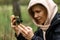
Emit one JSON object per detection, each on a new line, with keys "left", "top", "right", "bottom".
{"left": 0, "top": 5, "right": 37, "bottom": 40}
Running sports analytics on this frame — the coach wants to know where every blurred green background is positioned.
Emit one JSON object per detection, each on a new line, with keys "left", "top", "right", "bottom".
{"left": 0, "top": 0, "right": 60, "bottom": 40}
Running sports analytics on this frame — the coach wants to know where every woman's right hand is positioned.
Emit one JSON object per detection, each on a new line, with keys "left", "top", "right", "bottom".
{"left": 10, "top": 15, "right": 34, "bottom": 39}
{"left": 10, "top": 15, "right": 21, "bottom": 36}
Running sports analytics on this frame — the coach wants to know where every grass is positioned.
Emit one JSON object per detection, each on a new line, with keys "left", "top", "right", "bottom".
{"left": 58, "top": 5, "right": 60, "bottom": 12}
{"left": 0, "top": 5, "right": 37, "bottom": 40}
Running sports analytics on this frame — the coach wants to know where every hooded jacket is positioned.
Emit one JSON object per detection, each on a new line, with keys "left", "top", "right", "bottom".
{"left": 28, "top": 0, "right": 58, "bottom": 31}
{"left": 15, "top": 0, "right": 60, "bottom": 40}
{"left": 28, "top": 0, "right": 58, "bottom": 40}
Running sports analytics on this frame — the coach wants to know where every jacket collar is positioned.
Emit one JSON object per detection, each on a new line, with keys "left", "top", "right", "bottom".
{"left": 51, "top": 13, "right": 60, "bottom": 26}
{"left": 46, "top": 13, "right": 60, "bottom": 32}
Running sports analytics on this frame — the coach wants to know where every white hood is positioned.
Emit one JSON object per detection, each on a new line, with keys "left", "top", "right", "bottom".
{"left": 28, "top": 0, "right": 58, "bottom": 31}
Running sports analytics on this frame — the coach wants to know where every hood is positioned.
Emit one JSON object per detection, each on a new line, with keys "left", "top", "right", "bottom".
{"left": 28, "top": 0, "right": 58, "bottom": 31}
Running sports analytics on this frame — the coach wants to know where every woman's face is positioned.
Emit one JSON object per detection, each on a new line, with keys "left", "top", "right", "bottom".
{"left": 32, "top": 4, "right": 48, "bottom": 25}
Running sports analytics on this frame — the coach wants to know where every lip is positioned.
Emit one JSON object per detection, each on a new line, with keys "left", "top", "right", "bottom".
{"left": 37, "top": 19, "right": 41, "bottom": 23}
{"left": 37, "top": 18, "right": 41, "bottom": 20}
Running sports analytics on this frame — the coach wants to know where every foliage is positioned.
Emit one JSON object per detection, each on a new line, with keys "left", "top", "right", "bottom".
{"left": 54, "top": 0, "right": 60, "bottom": 5}
{"left": 0, "top": 0, "right": 30, "bottom": 5}
{"left": 0, "top": 0, "right": 60, "bottom": 5}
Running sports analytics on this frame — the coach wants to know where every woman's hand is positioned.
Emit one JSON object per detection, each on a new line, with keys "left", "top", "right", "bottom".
{"left": 18, "top": 24, "right": 34, "bottom": 40}
{"left": 11, "top": 15, "right": 34, "bottom": 40}
{"left": 11, "top": 15, "right": 21, "bottom": 36}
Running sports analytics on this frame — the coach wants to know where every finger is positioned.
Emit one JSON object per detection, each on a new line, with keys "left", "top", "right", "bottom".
{"left": 11, "top": 24, "right": 18, "bottom": 32}
{"left": 12, "top": 20, "right": 17, "bottom": 25}
{"left": 11, "top": 24, "right": 19, "bottom": 32}
{"left": 10, "top": 15, "right": 16, "bottom": 22}
{"left": 12, "top": 19, "right": 16, "bottom": 23}
{"left": 26, "top": 26, "right": 33, "bottom": 33}
{"left": 18, "top": 25, "right": 28, "bottom": 35}
{"left": 19, "top": 24, "right": 28, "bottom": 31}
{"left": 13, "top": 26, "right": 18, "bottom": 31}
{"left": 12, "top": 25, "right": 21, "bottom": 35}
{"left": 11, "top": 23, "right": 15, "bottom": 27}
{"left": 26, "top": 26, "right": 32, "bottom": 30}
{"left": 11, "top": 22, "right": 17, "bottom": 27}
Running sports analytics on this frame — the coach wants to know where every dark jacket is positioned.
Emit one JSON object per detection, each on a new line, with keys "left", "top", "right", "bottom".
{"left": 15, "top": 13, "right": 60, "bottom": 40}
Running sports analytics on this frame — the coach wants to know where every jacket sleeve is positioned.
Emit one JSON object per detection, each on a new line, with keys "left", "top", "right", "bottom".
{"left": 53, "top": 24, "right": 60, "bottom": 40}
{"left": 31, "top": 35, "right": 44, "bottom": 40}
{"left": 31, "top": 28, "right": 44, "bottom": 40}
{"left": 15, "top": 33, "right": 27, "bottom": 40}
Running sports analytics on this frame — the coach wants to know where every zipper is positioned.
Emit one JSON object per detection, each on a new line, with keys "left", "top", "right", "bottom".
{"left": 43, "top": 31, "right": 46, "bottom": 40}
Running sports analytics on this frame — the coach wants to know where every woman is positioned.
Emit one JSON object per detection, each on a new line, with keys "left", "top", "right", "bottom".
{"left": 11, "top": 0, "right": 60, "bottom": 40}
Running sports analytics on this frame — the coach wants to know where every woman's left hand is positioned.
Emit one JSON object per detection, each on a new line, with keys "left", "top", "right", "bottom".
{"left": 18, "top": 24, "right": 34, "bottom": 40}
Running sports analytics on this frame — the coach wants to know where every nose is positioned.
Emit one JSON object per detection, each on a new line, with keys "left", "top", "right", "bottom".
{"left": 34, "top": 13, "right": 38, "bottom": 18}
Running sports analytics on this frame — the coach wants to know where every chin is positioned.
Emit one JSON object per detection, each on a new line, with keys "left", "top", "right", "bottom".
{"left": 39, "top": 22, "right": 44, "bottom": 25}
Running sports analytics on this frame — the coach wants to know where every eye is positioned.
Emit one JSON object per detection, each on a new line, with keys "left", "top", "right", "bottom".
{"left": 36, "top": 11, "right": 41, "bottom": 13}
